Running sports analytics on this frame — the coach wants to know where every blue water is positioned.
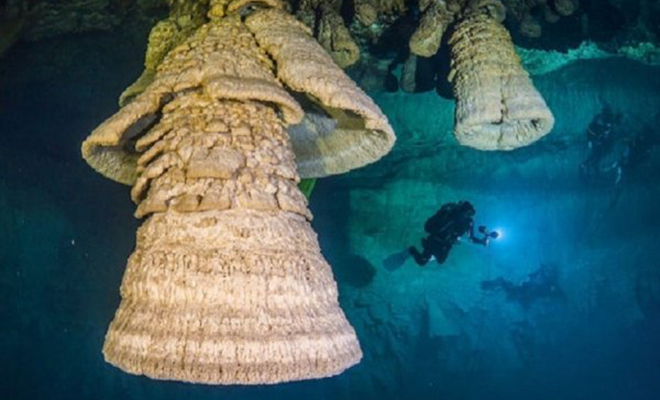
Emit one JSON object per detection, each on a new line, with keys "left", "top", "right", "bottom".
{"left": 1, "top": 26, "right": 659, "bottom": 400}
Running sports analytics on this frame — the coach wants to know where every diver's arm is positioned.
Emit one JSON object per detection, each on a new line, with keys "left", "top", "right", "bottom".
{"left": 467, "top": 221, "right": 483, "bottom": 245}
{"left": 470, "top": 236, "right": 488, "bottom": 246}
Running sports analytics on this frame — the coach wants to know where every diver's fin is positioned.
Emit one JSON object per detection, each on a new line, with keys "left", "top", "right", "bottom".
{"left": 383, "top": 249, "right": 410, "bottom": 272}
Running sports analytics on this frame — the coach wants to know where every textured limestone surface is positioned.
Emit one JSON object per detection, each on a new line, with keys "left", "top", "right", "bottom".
{"left": 118, "top": 0, "right": 209, "bottom": 106}
{"left": 409, "top": 0, "right": 457, "bottom": 57}
{"left": 448, "top": 12, "right": 555, "bottom": 150}
{"left": 82, "top": 8, "right": 374, "bottom": 384}
{"left": 502, "top": 0, "right": 580, "bottom": 38}
{"left": 295, "top": 0, "right": 361, "bottom": 67}
{"left": 245, "top": 8, "right": 395, "bottom": 177}
{"left": 82, "top": 7, "right": 395, "bottom": 185}
{"left": 103, "top": 97, "right": 362, "bottom": 384}
{"left": 82, "top": 14, "right": 288, "bottom": 186}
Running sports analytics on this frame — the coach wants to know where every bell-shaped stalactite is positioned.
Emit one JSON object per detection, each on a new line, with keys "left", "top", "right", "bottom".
{"left": 448, "top": 5, "right": 555, "bottom": 150}
{"left": 81, "top": 8, "right": 375, "bottom": 384}
{"left": 104, "top": 95, "right": 362, "bottom": 384}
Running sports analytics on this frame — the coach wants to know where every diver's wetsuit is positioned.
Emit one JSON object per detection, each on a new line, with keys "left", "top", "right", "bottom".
{"left": 409, "top": 202, "right": 476, "bottom": 266}
{"left": 580, "top": 107, "right": 621, "bottom": 180}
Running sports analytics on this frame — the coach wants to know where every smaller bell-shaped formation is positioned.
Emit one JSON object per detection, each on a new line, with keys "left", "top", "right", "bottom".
{"left": 448, "top": 1, "right": 555, "bottom": 150}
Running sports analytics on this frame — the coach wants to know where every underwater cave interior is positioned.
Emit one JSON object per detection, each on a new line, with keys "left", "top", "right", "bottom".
{"left": 1, "top": 0, "right": 660, "bottom": 399}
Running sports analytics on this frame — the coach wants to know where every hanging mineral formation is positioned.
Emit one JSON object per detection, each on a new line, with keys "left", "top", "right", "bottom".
{"left": 81, "top": 0, "right": 394, "bottom": 385}
{"left": 448, "top": 0, "right": 555, "bottom": 150}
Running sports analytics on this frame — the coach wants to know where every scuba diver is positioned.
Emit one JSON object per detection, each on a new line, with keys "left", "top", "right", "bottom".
{"left": 481, "top": 263, "right": 564, "bottom": 309}
{"left": 579, "top": 103, "right": 623, "bottom": 181}
{"left": 408, "top": 201, "right": 498, "bottom": 266}
{"left": 609, "top": 126, "right": 659, "bottom": 185}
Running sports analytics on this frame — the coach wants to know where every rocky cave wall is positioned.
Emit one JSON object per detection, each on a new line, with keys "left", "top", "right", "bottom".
{"left": 2, "top": 0, "right": 660, "bottom": 59}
